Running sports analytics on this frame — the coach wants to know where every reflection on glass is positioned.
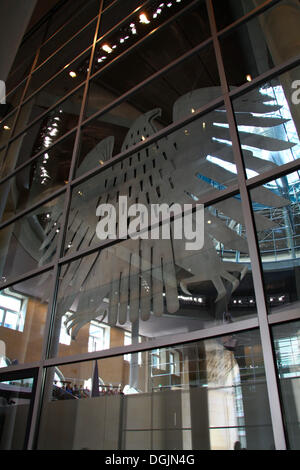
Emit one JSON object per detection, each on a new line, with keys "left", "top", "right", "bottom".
{"left": 49, "top": 173, "right": 260, "bottom": 358}
{"left": 36, "top": 0, "right": 99, "bottom": 67}
{"left": 13, "top": 48, "right": 92, "bottom": 138}
{"left": 86, "top": 1, "right": 212, "bottom": 120}
{"left": 0, "top": 272, "right": 53, "bottom": 367}
{"left": 0, "top": 132, "right": 75, "bottom": 221}
{"left": 80, "top": 48, "right": 220, "bottom": 176}
{"left": 38, "top": 330, "right": 274, "bottom": 450}
{"left": 0, "top": 194, "right": 64, "bottom": 282}
{"left": 93, "top": 0, "right": 209, "bottom": 76}
{"left": 0, "top": 375, "right": 35, "bottom": 449}
{"left": 25, "top": 19, "right": 96, "bottom": 99}
{"left": 213, "top": 0, "right": 257, "bottom": 30}
{"left": 250, "top": 171, "right": 300, "bottom": 314}
{"left": 232, "top": 69, "right": 300, "bottom": 180}
{"left": 272, "top": 320, "right": 300, "bottom": 449}
{"left": 220, "top": 2, "right": 300, "bottom": 87}
{"left": 0, "top": 87, "right": 84, "bottom": 179}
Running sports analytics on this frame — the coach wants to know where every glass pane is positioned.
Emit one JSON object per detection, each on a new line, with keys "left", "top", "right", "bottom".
{"left": 79, "top": 44, "right": 220, "bottom": 177}
{"left": 49, "top": 129, "right": 260, "bottom": 356}
{"left": 232, "top": 67, "right": 300, "bottom": 180}
{"left": 219, "top": 2, "right": 300, "bottom": 87}
{"left": 0, "top": 272, "right": 53, "bottom": 366}
{"left": 0, "top": 86, "right": 84, "bottom": 179}
{"left": 25, "top": 19, "right": 97, "bottom": 99}
{"left": 37, "top": 0, "right": 99, "bottom": 67}
{"left": 13, "top": 48, "right": 91, "bottom": 138}
{"left": 93, "top": 0, "right": 210, "bottom": 75}
{"left": 0, "top": 194, "right": 64, "bottom": 282}
{"left": 0, "top": 132, "right": 75, "bottom": 221}
{"left": 97, "top": 0, "right": 145, "bottom": 39}
{"left": 38, "top": 329, "right": 274, "bottom": 450}
{"left": 0, "top": 375, "right": 35, "bottom": 449}
{"left": 86, "top": 1, "right": 212, "bottom": 120}
{"left": 250, "top": 170, "right": 300, "bottom": 314}
{"left": 6, "top": 23, "right": 47, "bottom": 94}
{"left": 213, "top": 0, "right": 258, "bottom": 30}
{"left": 272, "top": 320, "right": 300, "bottom": 449}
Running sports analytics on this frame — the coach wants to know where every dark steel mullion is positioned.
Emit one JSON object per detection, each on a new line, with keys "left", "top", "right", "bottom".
{"left": 228, "top": 53, "right": 300, "bottom": 102}
{"left": 2, "top": 81, "right": 85, "bottom": 152}
{"left": 72, "top": 92, "right": 222, "bottom": 186}
{"left": 95, "top": 0, "right": 152, "bottom": 47}
{"left": 33, "top": 16, "right": 98, "bottom": 77}
{"left": 4, "top": 0, "right": 117, "bottom": 104}
{"left": 3, "top": 48, "right": 299, "bottom": 187}
{"left": 24, "top": 43, "right": 93, "bottom": 105}
{"left": 0, "top": 41, "right": 42, "bottom": 176}
{"left": 246, "top": 160, "right": 300, "bottom": 192}
{"left": 26, "top": 366, "right": 45, "bottom": 450}
{"left": 85, "top": 35, "right": 213, "bottom": 125}
{"left": 92, "top": 0, "right": 195, "bottom": 73}
{"left": 206, "top": 0, "right": 287, "bottom": 450}
{"left": 37, "top": 1, "right": 105, "bottom": 359}
{"left": 0, "top": 3, "right": 211, "bottom": 183}
{"left": 23, "top": 7, "right": 105, "bottom": 449}
{"left": 38, "top": 186, "right": 73, "bottom": 363}
{"left": 0, "top": 263, "right": 54, "bottom": 292}
{"left": 43, "top": 317, "right": 259, "bottom": 369}
{"left": 35, "top": 0, "right": 105, "bottom": 61}
{"left": 67, "top": 4, "right": 105, "bottom": 184}
{"left": 0, "top": 186, "right": 66, "bottom": 231}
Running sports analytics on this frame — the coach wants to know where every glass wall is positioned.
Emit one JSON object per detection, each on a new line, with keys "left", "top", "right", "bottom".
{"left": 0, "top": 0, "right": 300, "bottom": 450}
{"left": 38, "top": 330, "right": 274, "bottom": 450}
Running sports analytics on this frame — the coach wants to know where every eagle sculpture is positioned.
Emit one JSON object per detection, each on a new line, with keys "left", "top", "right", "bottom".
{"left": 35, "top": 86, "right": 293, "bottom": 339}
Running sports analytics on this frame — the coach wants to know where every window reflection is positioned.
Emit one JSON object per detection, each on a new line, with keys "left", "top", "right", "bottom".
{"left": 250, "top": 170, "right": 300, "bottom": 314}
{"left": 232, "top": 68, "right": 300, "bottom": 180}
{"left": 38, "top": 330, "right": 274, "bottom": 450}
{"left": 0, "top": 194, "right": 64, "bottom": 282}
{"left": 0, "top": 375, "right": 35, "bottom": 449}
{"left": 0, "top": 132, "right": 76, "bottom": 222}
{"left": 220, "top": 2, "right": 300, "bottom": 87}
{"left": 0, "top": 87, "right": 83, "bottom": 180}
{"left": 0, "top": 272, "right": 53, "bottom": 367}
{"left": 272, "top": 321, "right": 300, "bottom": 449}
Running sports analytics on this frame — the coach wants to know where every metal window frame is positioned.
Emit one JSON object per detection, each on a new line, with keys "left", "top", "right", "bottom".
{"left": 0, "top": 0, "right": 298, "bottom": 450}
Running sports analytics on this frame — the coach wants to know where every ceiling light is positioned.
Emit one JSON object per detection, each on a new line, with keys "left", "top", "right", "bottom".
{"left": 102, "top": 44, "right": 113, "bottom": 53}
{"left": 139, "top": 13, "right": 150, "bottom": 24}
{"left": 69, "top": 71, "right": 77, "bottom": 78}
{"left": 246, "top": 74, "right": 252, "bottom": 82}
{"left": 3, "top": 125, "right": 10, "bottom": 130}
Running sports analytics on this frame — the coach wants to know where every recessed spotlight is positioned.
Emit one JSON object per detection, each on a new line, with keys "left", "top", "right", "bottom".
{"left": 139, "top": 13, "right": 150, "bottom": 24}
{"left": 102, "top": 44, "right": 113, "bottom": 53}
{"left": 69, "top": 71, "right": 77, "bottom": 78}
{"left": 246, "top": 74, "right": 252, "bottom": 82}
{"left": 3, "top": 125, "right": 10, "bottom": 130}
